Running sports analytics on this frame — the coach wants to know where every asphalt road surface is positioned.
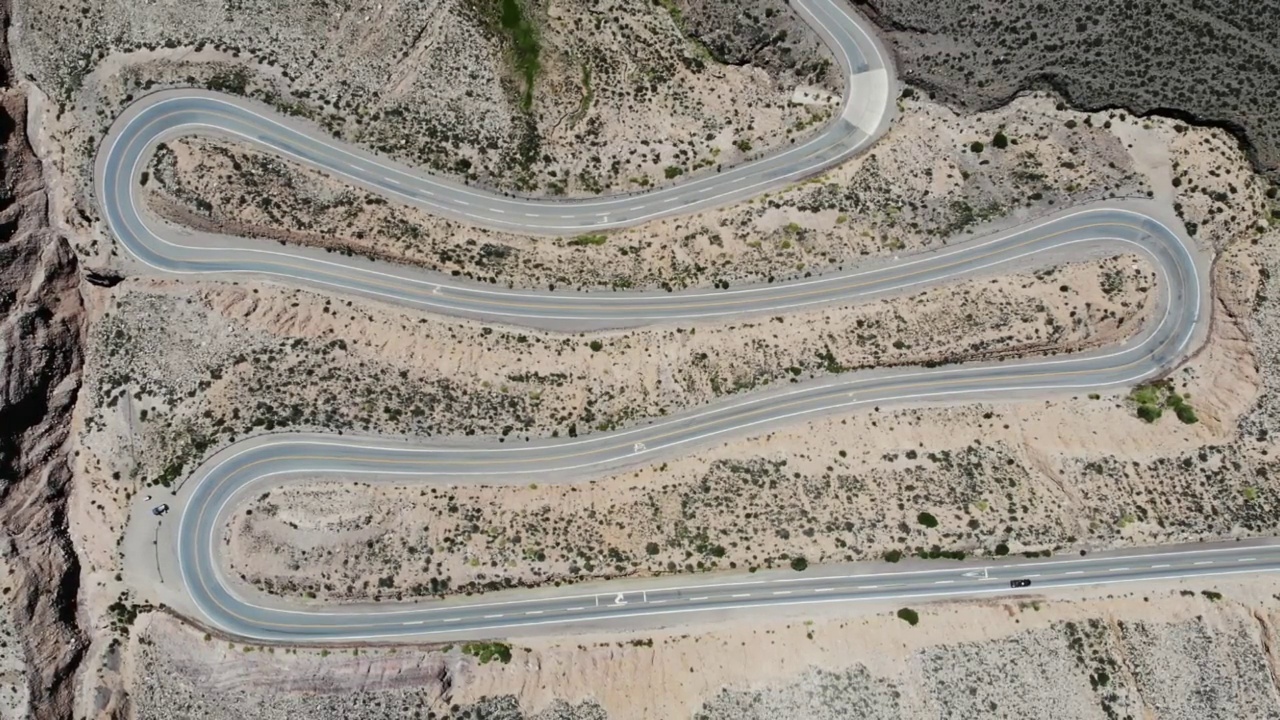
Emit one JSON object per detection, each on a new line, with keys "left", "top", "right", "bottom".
{"left": 188, "top": 539, "right": 1280, "bottom": 642}
{"left": 96, "top": 0, "right": 1229, "bottom": 642}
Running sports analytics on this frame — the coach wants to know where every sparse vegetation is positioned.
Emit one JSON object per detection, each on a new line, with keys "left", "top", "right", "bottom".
{"left": 1130, "top": 381, "right": 1198, "bottom": 425}
{"left": 568, "top": 234, "right": 607, "bottom": 247}
{"left": 462, "top": 641, "right": 513, "bottom": 664}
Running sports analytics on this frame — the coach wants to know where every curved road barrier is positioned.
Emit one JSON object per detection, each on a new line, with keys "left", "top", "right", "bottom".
{"left": 97, "top": 0, "right": 1227, "bottom": 642}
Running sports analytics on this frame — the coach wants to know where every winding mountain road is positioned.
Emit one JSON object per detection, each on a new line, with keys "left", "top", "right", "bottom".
{"left": 100, "top": 0, "right": 1233, "bottom": 642}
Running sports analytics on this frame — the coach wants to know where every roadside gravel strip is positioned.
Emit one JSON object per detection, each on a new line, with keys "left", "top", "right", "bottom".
{"left": 98, "top": 0, "right": 1229, "bottom": 641}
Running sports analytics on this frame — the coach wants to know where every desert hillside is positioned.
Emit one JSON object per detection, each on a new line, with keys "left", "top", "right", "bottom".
{"left": 0, "top": 0, "right": 1278, "bottom": 716}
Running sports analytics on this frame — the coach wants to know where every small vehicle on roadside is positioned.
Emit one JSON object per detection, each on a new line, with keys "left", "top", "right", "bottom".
{"left": 1010, "top": 578, "right": 1032, "bottom": 588}
{"left": 152, "top": 503, "right": 170, "bottom": 517}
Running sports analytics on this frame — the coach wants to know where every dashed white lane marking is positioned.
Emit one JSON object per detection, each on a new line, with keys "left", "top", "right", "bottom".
{"left": 1065, "top": 571, "right": 1084, "bottom": 575}
{"left": 382, "top": 177, "right": 401, "bottom": 185}
{"left": 1238, "top": 558, "right": 1257, "bottom": 562}
{"left": 859, "top": 585, "right": 880, "bottom": 589}
{"left": 649, "top": 600, "right": 668, "bottom": 605}
{"left": 1151, "top": 564, "right": 1171, "bottom": 569}
{"left": 689, "top": 596, "right": 709, "bottom": 602}
{"left": 813, "top": 588, "right": 835, "bottom": 593}
{"left": 525, "top": 213, "right": 540, "bottom": 218}
{"left": 1194, "top": 560, "right": 1214, "bottom": 565}
{"left": 731, "top": 593, "right": 751, "bottom": 598}
{"left": 933, "top": 580, "right": 954, "bottom": 585}
{"left": 567, "top": 607, "right": 586, "bottom": 612}
{"left": 773, "top": 590, "right": 792, "bottom": 596}
{"left": 525, "top": 610, "right": 543, "bottom": 616}
{"left": 455, "top": 199, "right": 469, "bottom": 206}
{"left": 1026, "top": 574, "right": 1041, "bottom": 578}
{"left": 483, "top": 614, "right": 504, "bottom": 619}
{"left": 442, "top": 618, "right": 460, "bottom": 623}
{"left": 1108, "top": 568, "right": 1129, "bottom": 572}
{"left": 491, "top": 208, "right": 505, "bottom": 214}
{"left": 402, "top": 620, "right": 425, "bottom": 626}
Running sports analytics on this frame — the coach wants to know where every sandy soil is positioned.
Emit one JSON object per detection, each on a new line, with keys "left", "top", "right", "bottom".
{"left": 0, "top": 560, "right": 30, "bottom": 720}
{"left": 65, "top": 79, "right": 1274, "bottom": 623}
{"left": 40, "top": 38, "right": 1280, "bottom": 718}
{"left": 857, "top": 0, "right": 1280, "bottom": 181}
{"left": 139, "top": 92, "right": 1153, "bottom": 291}
{"left": 120, "top": 577, "right": 1280, "bottom": 719}
{"left": 15, "top": 0, "right": 829, "bottom": 231}
{"left": 220, "top": 279, "right": 1262, "bottom": 603}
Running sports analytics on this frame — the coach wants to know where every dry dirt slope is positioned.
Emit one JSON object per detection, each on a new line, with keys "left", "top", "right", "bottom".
{"left": 16, "top": 0, "right": 830, "bottom": 200}
{"left": 125, "top": 583, "right": 1280, "bottom": 720}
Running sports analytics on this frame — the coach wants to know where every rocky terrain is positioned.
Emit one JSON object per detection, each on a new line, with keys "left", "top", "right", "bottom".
{"left": 856, "top": 0, "right": 1280, "bottom": 181}
{"left": 80, "top": 254, "right": 1150, "bottom": 501}
{"left": 62, "top": 77, "right": 1280, "bottom": 716}
{"left": 125, "top": 581, "right": 1280, "bottom": 719}
{"left": 140, "top": 92, "right": 1146, "bottom": 291}
{"left": 2, "top": 0, "right": 1279, "bottom": 714}
{"left": 0, "top": 2, "right": 87, "bottom": 717}
{"left": 16, "top": 0, "right": 829, "bottom": 211}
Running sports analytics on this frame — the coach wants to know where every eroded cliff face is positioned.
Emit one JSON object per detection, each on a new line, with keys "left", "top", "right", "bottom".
{"left": 0, "top": 0, "right": 88, "bottom": 714}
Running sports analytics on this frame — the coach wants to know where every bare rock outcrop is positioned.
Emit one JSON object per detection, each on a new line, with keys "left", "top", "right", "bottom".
{"left": 0, "top": 0, "right": 88, "bottom": 715}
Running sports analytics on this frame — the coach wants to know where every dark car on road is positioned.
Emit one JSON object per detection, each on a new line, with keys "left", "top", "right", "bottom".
{"left": 1010, "top": 578, "right": 1032, "bottom": 588}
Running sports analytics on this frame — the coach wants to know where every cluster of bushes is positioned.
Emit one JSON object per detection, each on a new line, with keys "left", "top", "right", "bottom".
{"left": 1131, "top": 382, "right": 1198, "bottom": 424}
{"left": 462, "top": 641, "right": 513, "bottom": 664}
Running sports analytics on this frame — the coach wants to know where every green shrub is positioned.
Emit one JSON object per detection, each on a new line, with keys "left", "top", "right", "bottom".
{"left": 664, "top": 165, "right": 685, "bottom": 179}
{"left": 883, "top": 549, "right": 903, "bottom": 563}
{"left": 1166, "top": 392, "right": 1198, "bottom": 424}
{"left": 917, "top": 512, "right": 939, "bottom": 528}
{"left": 790, "top": 556, "right": 809, "bottom": 572}
{"left": 588, "top": 340, "right": 603, "bottom": 352}
{"left": 969, "top": 141, "right": 985, "bottom": 153}
{"left": 896, "top": 608, "right": 919, "bottom": 626}
{"left": 1131, "top": 384, "right": 1162, "bottom": 406}
{"left": 992, "top": 131, "right": 1009, "bottom": 149}
{"left": 462, "top": 642, "right": 513, "bottom": 664}
{"left": 1173, "top": 403, "right": 1198, "bottom": 424}
{"left": 1136, "top": 404, "right": 1163, "bottom": 423}
{"left": 568, "top": 234, "right": 607, "bottom": 246}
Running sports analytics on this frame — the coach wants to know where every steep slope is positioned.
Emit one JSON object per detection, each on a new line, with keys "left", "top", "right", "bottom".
{"left": 0, "top": 0, "right": 88, "bottom": 716}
